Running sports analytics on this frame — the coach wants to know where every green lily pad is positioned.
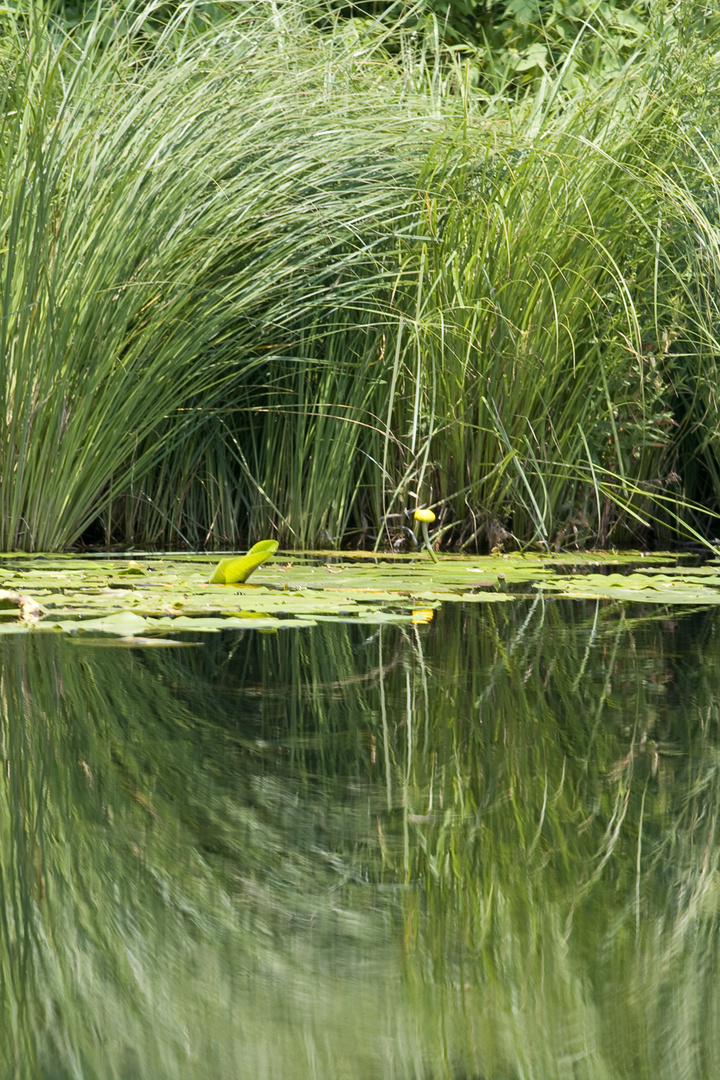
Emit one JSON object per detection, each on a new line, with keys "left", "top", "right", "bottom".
{"left": 0, "top": 548, "right": 716, "bottom": 636}
{"left": 539, "top": 570, "right": 720, "bottom": 603}
{"left": 50, "top": 612, "right": 149, "bottom": 635}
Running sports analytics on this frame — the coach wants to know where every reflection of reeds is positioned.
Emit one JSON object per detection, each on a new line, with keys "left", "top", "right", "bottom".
{"left": 373, "top": 602, "right": 720, "bottom": 1079}
{"left": 135, "top": 610, "right": 720, "bottom": 1074}
{"left": 1, "top": 609, "right": 720, "bottom": 1076}
{"left": 0, "top": 634, "right": 404, "bottom": 1076}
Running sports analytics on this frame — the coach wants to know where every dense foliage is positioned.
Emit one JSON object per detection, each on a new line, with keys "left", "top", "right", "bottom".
{"left": 2, "top": 1, "right": 720, "bottom": 551}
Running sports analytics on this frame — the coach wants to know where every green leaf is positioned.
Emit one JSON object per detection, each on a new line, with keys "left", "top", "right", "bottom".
{"left": 209, "top": 541, "right": 279, "bottom": 585}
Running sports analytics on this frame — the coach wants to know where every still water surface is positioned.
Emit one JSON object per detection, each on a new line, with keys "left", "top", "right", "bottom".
{"left": 1, "top": 599, "right": 719, "bottom": 1079}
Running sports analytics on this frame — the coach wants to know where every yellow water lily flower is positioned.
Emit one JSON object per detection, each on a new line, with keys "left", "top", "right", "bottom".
{"left": 413, "top": 508, "right": 438, "bottom": 563}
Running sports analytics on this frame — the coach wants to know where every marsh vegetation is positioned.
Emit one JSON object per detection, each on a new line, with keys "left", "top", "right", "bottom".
{"left": 3, "top": 8, "right": 720, "bottom": 1075}
{"left": 1, "top": 1, "right": 720, "bottom": 552}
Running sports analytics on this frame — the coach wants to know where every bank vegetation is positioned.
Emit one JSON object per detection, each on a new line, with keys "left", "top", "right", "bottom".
{"left": 2, "top": 1, "right": 720, "bottom": 551}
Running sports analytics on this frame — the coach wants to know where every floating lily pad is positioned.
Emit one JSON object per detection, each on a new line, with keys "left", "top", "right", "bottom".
{"left": 49, "top": 612, "right": 150, "bottom": 635}
{"left": 0, "top": 549, "right": 716, "bottom": 636}
{"left": 77, "top": 636, "right": 199, "bottom": 648}
{"left": 539, "top": 570, "right": 720, "bottom": 604}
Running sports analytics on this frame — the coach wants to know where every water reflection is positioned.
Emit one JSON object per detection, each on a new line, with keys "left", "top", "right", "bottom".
{"left": 0, "top": 599, "right": 719, "bottom": 1078}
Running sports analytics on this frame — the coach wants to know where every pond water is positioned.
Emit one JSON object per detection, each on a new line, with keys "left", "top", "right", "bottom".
{"left": 2, "top": 596, "right": 719, "bottom": 1079}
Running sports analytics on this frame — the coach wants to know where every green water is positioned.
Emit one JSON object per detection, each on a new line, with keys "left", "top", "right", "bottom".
{"left": 1, "top": 598, "right": 719, "bottom": 1079}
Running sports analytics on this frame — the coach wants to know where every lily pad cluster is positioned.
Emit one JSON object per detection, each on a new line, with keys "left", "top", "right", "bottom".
{"left": 0, "top": 549, "right": 717, "bottom": 638}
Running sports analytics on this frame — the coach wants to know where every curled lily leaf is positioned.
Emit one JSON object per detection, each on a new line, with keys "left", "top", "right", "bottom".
{"left": 209, "top": 540, "right": 279, "bottom": 585}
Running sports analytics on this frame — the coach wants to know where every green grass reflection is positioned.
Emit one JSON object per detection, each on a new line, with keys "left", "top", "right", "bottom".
{"left": 0, "top": 604, "right": 719, "bottom": 1078}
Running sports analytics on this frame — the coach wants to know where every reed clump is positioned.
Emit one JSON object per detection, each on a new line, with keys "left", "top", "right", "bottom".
{"left": 2, "top": 2, "right": 720, "bottom": 551}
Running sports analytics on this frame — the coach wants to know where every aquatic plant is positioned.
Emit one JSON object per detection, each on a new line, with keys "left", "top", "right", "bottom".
{"left": 209, "top": 540, "right": 279, "bottom": 585}
{"left": 2, "top": 2, "right": 720, "bottom": 551}
{"left": 1, "top": 550, "right": 719, "bottom": 638}
{"left": 112, "top": 6, "right": 720, "bottom": 552}
{"left": 0, "top": 3, "right": 425, "bottom": 551}
{"left": 413, "top": 508, "right": 438, "bottom": 563}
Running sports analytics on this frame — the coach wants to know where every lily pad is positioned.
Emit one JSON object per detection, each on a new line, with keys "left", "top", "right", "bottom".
{"left": 539, "top": 570, "right": 720, "bottom": 604}
{"left": 51, "top": 612, "right": 150, "bottom": 635}
{"left": 0, "top": 548, "right": 716, "bottom": 636}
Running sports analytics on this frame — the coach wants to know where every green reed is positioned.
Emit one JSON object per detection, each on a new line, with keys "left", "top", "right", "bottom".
{"left": 129, "top": 8, "right": 720, "bottom": 551}
{"left": 0, "top": 2, "right": 425, "bottom": 550}
{"left": 367, "top": 37, "right": 720, "bottom": 550}
{"left": 3, "top": 3, "right": 720, "bottom": 550}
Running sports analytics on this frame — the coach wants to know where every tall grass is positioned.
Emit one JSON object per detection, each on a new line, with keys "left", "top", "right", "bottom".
{"left": 3, "top": 2, "right": 720, "bottom": 550}
{"left": 369, "top": 92, "right": 697, "bottom": 549}
{"left": 0, "top": 2, "right": 431, "bottom": 550}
